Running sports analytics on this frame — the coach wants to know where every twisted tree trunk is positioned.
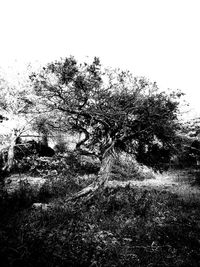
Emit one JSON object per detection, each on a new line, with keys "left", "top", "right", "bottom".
{"left": 68, "top": 141, "right": 117, "bottom": 202}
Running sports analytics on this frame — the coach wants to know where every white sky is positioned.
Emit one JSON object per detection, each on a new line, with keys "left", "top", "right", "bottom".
{"left": 0, "top": 0, "right": 200, "bottom": 116}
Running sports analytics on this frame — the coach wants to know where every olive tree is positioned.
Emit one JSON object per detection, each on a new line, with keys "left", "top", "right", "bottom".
{"left": 30, "top": 56, "right": 182, "bottom": 199}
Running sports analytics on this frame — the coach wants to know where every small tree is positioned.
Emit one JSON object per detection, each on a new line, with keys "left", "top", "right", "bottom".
{"left": 0, "top": 74, "right": 38, "bottom": 172}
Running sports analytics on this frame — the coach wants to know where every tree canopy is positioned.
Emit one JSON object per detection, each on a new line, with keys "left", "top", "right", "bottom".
{"left": 30, "top": 56, "right": 182, "bottom": 166}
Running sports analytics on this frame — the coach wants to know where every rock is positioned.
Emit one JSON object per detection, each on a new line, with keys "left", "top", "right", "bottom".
{"left": 32, "top": 203, "right": 49, "bottom": 210}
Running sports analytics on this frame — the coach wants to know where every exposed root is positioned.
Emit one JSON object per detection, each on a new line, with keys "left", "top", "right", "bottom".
{"left": 67, "top": 182, "right": 99, "bottom": 202}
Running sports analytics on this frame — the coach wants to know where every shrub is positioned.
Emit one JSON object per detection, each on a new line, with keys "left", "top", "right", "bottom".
{"left": 110, "top": 153, "right": 155, "bottom": 181}
{"left": 14, "top": 152, "right": 100, "bottom": 177}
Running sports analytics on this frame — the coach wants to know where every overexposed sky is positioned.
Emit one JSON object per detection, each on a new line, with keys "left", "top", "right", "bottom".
{"left": 0, "top": 0, "right": 200, "bottom": 114}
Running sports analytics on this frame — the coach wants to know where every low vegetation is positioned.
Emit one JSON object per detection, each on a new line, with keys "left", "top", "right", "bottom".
{"left": 0, "top": 154, "right": 200, "bottom": 267}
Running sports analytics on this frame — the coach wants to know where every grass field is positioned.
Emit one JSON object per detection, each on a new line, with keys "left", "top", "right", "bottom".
{"left": 0, "top": 167, "right": 200, "bottom": 266}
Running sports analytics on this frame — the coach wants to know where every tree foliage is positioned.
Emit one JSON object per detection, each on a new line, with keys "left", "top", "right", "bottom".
{"left": 30, "top": 56, "right": 182, "bottom": 167}
{"left": 0, "top": 73, "right": 48, "bottom": 172}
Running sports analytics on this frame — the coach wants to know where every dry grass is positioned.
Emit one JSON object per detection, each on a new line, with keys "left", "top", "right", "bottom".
{"left": 107, "top": 169, "right": 200, "bottom": 203}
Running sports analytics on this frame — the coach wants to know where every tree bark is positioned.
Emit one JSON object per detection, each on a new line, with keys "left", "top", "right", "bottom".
{"left": 68, "top": 142, "right": 117, "bottom": 202}
{"left": 1, "top": 132, "right": 17, "bottom": 172}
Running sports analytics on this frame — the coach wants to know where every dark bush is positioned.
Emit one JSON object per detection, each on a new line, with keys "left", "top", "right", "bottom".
{"left": 15, "top": 140, "right": 55, "bottom": 159}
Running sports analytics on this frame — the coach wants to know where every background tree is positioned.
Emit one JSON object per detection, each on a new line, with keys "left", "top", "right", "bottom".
{"left": 0, "top": 73, "right": 39, "bottom": 172}
{"left": 174, "top": 117, "right": 200, "bottom": 168}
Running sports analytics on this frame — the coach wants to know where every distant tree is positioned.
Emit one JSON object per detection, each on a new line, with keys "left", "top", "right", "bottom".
{"left": 0, "top": 74, "right": 38, "bottom": 172}
{"left": 30, "top": 56, "right": 182, "bottom": 199}
{"left": 176, "top": 117, "right": 200, "bottom": 167}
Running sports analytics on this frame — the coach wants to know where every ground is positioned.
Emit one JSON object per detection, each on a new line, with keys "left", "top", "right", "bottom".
{"left": 5, "top": 169, "right": 200, "bottom": 202}
{"left": 1, "top": 168, "right": 200, "bottom": 266}
{"left": 108, "top": 170, "right": 200, "bottom": 202}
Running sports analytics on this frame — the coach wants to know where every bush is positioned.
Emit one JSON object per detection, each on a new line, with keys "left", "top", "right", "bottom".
{"left": 110, "top": 153, "right": 155, "bottom": 181}
{"left": 14, "top": 152, "right": 100, "bottom": 177}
